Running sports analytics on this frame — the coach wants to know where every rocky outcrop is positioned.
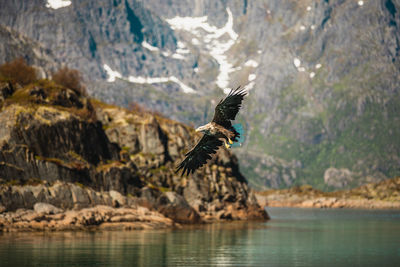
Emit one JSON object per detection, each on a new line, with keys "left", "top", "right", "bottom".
{"left": 0, "top": 79, "right": 268, "bottom": 231}
{"left": 0, "top": 205, "right": 175, "bottom": 232}
{"left": 257, "top": 177, "right": 400, "bottom": 209}
{"left": 324, "top": 167, "right": 354, "bottom": 189}
{"left": 93, "top": 102, "right": 267, "bottom": 222}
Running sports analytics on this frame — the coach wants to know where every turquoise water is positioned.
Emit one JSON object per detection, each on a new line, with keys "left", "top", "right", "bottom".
{"left": 1, "top": 207, "right": 399, "bottom": 266}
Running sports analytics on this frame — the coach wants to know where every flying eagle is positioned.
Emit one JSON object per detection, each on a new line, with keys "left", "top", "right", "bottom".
{"left": 176, "top": 87, "right": 247, "bottom": 176}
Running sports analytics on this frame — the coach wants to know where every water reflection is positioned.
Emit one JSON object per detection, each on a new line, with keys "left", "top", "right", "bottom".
{"left": 0, "top": 222, "right": 265, "bottom": 267}
{"left": 1, "top": 209, "right": 400, "bottom": 267}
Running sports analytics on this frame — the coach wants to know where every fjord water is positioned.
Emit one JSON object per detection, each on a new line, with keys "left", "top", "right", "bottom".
{"left": 1, "top": 208, "right": 399, "bottom": 267}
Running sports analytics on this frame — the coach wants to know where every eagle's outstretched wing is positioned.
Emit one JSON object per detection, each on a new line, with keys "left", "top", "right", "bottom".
{"left": 212, "top": 86, "right": 247, "bottom": 128}
{"left": 176, "top": 135, "right": 223, "bottom": 176}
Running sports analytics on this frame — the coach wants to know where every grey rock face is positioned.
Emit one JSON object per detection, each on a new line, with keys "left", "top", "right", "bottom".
{"left": 0, "top": 182, "right": 134, "bottom": 212}
{"left": 324, "top": 167, "right": 353, "bottom": 189}
{"left": 0, "top": 0, "right": 179, "bottom": 81}
{"left": 0, "top": 25, "right": 57, "bottom": 78}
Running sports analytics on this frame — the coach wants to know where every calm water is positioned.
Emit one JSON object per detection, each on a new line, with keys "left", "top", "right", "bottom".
{"left": 1, "top": 207, "right": 400, "bottom": 267}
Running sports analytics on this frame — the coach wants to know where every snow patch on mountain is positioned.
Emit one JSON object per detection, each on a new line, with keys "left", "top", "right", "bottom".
{"left": 166, "top": 8, "right": 239, "bottom": 93}
{"left": 46, "top": 0, "right": 71, "bottom": 9}
{"left": 245, "top": 60, "right": 259, "bottom": 68}
{"left": 176, "top": 41, "right": 190, "bottom": 54}
{"left": 103, "top": 64, "right": 195, "bottom": 94}
{"left": 128, "top": 75, "right": 195, "bottom": 93}
{"left": 142, "top": 41, "right": 187, "bottom": 60}
{"left": 142, "top": 41, "right": 159, "bottom": 52}
{"left": 293, "top": 58, "right": 301, "bottom": 68}
{"left": 103, "top": 64, "right": 122, "bottom": 82}
{"left": 293, "top": 58, "right": 322, "bottom": 78}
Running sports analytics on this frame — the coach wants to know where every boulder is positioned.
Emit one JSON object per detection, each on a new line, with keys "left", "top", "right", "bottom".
{"left": 156, "top": 192, "right": 201, "bottom": 224}
{"left": 33, "top": 202, "right": 63, "bottom": 214}
{"left": 138, "top": 186, "right": 158, "bottom": 208}
{"left": 109, "top": 190, "right": 126, "bottom": 207}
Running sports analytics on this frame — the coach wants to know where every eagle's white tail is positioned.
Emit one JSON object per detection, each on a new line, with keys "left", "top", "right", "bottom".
{"left": 232, "top": 123, "right": 245, "bottom": 148}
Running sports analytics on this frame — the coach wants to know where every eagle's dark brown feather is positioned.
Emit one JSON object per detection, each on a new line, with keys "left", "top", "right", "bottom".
{"left": 212, "top": 86, "right": 247, "bottom": 129}
{"left": 175, "top": 135, "right": 222, "bottom": 176}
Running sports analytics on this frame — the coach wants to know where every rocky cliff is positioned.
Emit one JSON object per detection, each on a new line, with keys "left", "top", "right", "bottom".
{"left": 0, "top": 77, "right": 268, "bottom": 231}
{"left": 0, "top": 0, "right": 399, "bottom": 190}
{"left": 0, "top": 25, "right": 57, "bottom": 78}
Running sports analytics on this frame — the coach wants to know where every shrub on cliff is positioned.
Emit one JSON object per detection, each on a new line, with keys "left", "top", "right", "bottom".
{"left": 52, "top": 67, "right": 87, "bottom": 96}
{"left": 128, "top": 101, "right": 148, "bottom": 114}
{"left": 128, "top": 101, "right": 165, "bottom": 118}
{"left": 0, "top": 57, "right": 37, "bottom": 86}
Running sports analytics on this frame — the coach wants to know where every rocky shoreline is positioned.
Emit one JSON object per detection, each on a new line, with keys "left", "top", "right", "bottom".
{"left": 256, "top": 177, "right": 400, "bottom": 210}
{"left": 0, "top": 181, "right": 267, "bottom": 232}
{"left": 257, "top": 194, "right": 400, "bottom": 209}
{"left": 0, "top": 204, "right": 176, "bottom": 232}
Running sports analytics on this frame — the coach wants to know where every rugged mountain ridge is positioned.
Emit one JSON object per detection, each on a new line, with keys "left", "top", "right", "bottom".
{"left": 0, "top": 0, "right": 399, "bottom": 190}
{"left": 0, "top": 78, "right": 268, "bottom": 229}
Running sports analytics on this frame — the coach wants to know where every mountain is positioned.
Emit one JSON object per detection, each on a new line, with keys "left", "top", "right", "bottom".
{"left": 0, "top": 0, "right": 399, "bottom": 190}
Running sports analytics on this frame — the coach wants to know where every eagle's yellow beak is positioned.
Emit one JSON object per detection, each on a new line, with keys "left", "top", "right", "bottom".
{"left": 195, "top": 125, "right": 205, "bottom": 132}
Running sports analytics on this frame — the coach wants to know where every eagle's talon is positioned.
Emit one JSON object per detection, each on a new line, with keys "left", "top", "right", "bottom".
{"left": 224, "top": 140, "right": 231, "bottom": 149}
{"left": 228, "top": 138, "right": 234, "bottom": 144}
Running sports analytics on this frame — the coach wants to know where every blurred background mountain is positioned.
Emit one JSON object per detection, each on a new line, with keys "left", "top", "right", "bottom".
{"left": 1, "top": 0, "right": 399, "bottom": 190}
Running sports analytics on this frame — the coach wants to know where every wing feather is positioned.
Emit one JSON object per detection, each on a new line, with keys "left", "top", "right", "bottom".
{"left": 212, "top": 86, "right": 247, "bottom": 128}
{"left": 175, "top": 135, "right": 222, "bottom": 176}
